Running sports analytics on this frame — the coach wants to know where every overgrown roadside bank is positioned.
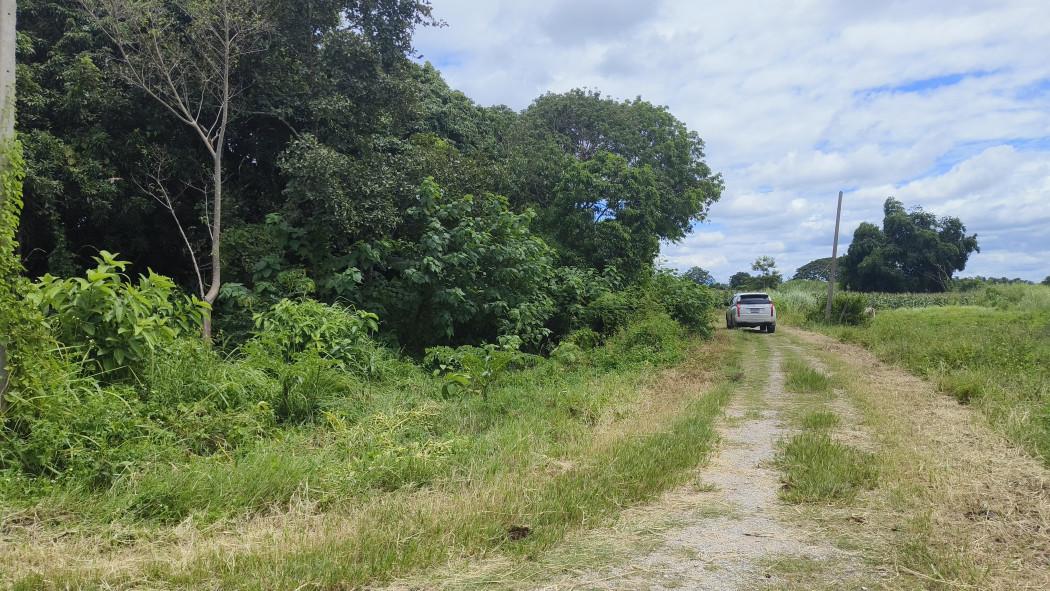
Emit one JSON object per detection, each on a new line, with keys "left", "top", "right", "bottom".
{"left": 4, "top": 319, "right": 741, "bottom": 589}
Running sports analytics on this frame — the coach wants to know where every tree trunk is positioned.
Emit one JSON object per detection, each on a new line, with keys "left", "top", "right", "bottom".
{"left": 201, "top": 149, "right": 222, "bottom": 341}
{"left": 1, "top": 0, "right": 18, "bottom": 406}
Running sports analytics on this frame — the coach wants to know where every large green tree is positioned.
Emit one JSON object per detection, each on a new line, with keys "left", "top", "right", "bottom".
{"left": 683, "top": 266, "right": 715, "bottom": 286}
{"left": 750, "top": 256, "right": 782, "bottom": 289}
{"left": 841, "top": 198, "right": 979, "bottom": 292}
{"left": 14, "top": 2, "right": 723, "bottom": 350}
{"left": 792, "top": 256, "right": 843, "bottom": 282}
{"left": 505, "top": 89, "right": 723, "bottom": 279}
{"left": 17, "top": 0, "right": 437, "bottom": 281}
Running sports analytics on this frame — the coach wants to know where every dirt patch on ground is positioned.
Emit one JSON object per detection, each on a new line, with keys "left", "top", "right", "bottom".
{"left": 529, "top": 339, "right": 867, "bottom": 590}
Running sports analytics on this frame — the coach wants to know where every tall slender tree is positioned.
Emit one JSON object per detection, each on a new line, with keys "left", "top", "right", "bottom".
{"left": 78, "top": 0, "right": 269, "bottom": 339}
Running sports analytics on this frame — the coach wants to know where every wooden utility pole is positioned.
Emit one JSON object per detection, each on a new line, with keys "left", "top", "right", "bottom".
{"left": 0, "top": 0, "right": 16, "bottom": 405}
{"left": 824, "top": 190, "right": 844, "bottom": 322}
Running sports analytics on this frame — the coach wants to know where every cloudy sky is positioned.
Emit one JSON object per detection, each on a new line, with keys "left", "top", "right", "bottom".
{"left": 413, "top": 0, "right": 1050, "bottom": 282}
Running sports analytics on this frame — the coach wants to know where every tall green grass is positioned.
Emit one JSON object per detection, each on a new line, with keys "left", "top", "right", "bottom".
{"left": 5, "top": 313, "right": 742, "bottom": 588}
{"left": 151, "top": 382, "right": 736, "bottom": 590}
{"left": 777, "top": 432, "right": 878, "bottom": 503}
{"left": 783, "top": 357, "right": 832, "bottom": 394}
{"left": 825, "top": 305, "right": 1050, "bottom": 463}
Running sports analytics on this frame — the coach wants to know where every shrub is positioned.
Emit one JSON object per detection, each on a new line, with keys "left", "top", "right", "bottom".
{"left": 601, "top": 312, "right": 685, "bottom": 367}
{"left": 357, "top": 179, "right": 556, "bottom": 351}
{"left": 544, "top": 266, "right": 617, "bottom": 339}
{"left": 248, "top": 298, "right": 380, "bottom": 375}
{"left": 808, "top": 292, "right": 870, "bottom": 325}
{"left": 549, "top": 341, "right": 584, "bottom": 367}
{"left": 565, "top": 327, "right": 601, "bottom": 350}
{"left": 583, "top": 291, "right": 641, "bottom": 335}
{"left": 427, "top": 337, "right": 526, "bottom": 400}
{"left": 647, "top": 271, "right": 716, "bottom": 335}
{"left": 27, "top": 251, "right": 208, "bottom": 375}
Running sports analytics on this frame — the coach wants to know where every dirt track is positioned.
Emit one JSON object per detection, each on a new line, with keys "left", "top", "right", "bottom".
{"left": 526, "top": 327, "right": 1050, "bottom": 591}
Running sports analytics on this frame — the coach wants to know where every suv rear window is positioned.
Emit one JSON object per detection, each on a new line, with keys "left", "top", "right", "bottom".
{"left": 739, "top": 295, "right": 771, "bottom": 304}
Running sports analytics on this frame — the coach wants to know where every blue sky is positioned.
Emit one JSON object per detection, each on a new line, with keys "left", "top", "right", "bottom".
{"left": 414, "top": 0, "right": 1050, "bottom": 282}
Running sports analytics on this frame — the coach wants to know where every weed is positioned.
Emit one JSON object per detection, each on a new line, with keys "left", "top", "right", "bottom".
{"left": 799, "top": 411, "right": 839, "bottom": 430}
{"left": 777, "top": 432, "right": 878, "bottom": 503}
{"left": 783, "top": 358, "right": 831, "bottom": 394}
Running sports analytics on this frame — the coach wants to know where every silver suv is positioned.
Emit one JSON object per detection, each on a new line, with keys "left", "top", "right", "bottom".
{"left": 726, "top": 292, "right": 777, "bottom": 333}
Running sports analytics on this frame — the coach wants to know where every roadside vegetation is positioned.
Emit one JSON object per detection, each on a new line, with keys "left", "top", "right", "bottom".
{"left": 794, "top": 330, "right": 1050, "bottom": 590}
{"left": 0, "top": 1, "right": 742, "bottom": 587}
{"left": 2, "top": 294, "right": 737, "bottom": 587}
{"left": 772, "top": 280, "right": 1050, "bottom": 465}
{"left": 777, "top": 432, "right": 878, "bottom": 503}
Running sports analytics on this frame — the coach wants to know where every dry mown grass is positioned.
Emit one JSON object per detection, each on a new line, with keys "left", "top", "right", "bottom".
{"left": 789, "top": 328, "right": 1050, "bottom": 590}
{"left": 2, "top": 333, "right": 738, "bottom": 589}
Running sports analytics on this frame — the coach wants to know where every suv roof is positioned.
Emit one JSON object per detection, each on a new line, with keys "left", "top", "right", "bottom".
{"left": 734, "top": 292, "right": 769, "bottom": 298}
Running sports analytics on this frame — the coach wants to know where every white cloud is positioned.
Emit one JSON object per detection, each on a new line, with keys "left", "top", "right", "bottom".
{"left": 415, "top": 0, "right": 1050, "bottom": 282}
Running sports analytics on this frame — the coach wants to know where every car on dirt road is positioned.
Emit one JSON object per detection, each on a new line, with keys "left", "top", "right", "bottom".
{"left": 726, "top": 292, "right": 776, "bottom": 333}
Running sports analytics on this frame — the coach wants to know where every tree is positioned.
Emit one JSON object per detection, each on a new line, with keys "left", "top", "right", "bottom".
{"left": 793, "top": 256, "right": 843, "bottom": 282}
{"left": 79, "top": 0, "right": 270, "bottom": 339}
{"left": 729, "top": 271, "right": 753, "bottom": 289}
{"left": 543, "top": 151, "right": 665, "bottom": 279}
{"left": 841, "top": 198, "right": 979, "bottom": 292}
{"left": 683, "top": 266, "right": 715, "bottom": 286}
{"left": 751, "top": 256, "right": 783, "bottom": 289}
{"left": 356, "top": 179, "right": 555, "bottom": 352}
{"left": 1042, "top": 276, "right": 1050, "bottom": 286}
{"left": 508, "top": 90, "right": 723, "bottom": 278}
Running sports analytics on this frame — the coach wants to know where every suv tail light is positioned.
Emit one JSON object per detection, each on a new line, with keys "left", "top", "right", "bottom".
{"left": 736, "top": 303, "right": 741, "bottom": 318}
{"left": 771, "top": 301, "right": 775, "bottom": 317}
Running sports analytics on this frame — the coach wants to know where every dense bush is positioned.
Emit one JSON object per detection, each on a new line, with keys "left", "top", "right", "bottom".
{"left": 357, "top": 179, "right": 555, "bottom": 351}
{"left": 583, "top": 290, "right": 642, "bottom": 336}
{"left": 544, "top": 266, "right": 618, "bottom": 340}
{"left": 808, "top": 292, "right": 870, "bottom": 326}
{"left": 248, "top": 298, "right": 380, "bottom": 374}
{"left": 646, "top": 270, "right": 717, "bottom": 335}
{"left": 598, "top": 312, "right": 686, "bottom": 368}
{"left": 27, "top": 252, "right": 208, "bottom": 375}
